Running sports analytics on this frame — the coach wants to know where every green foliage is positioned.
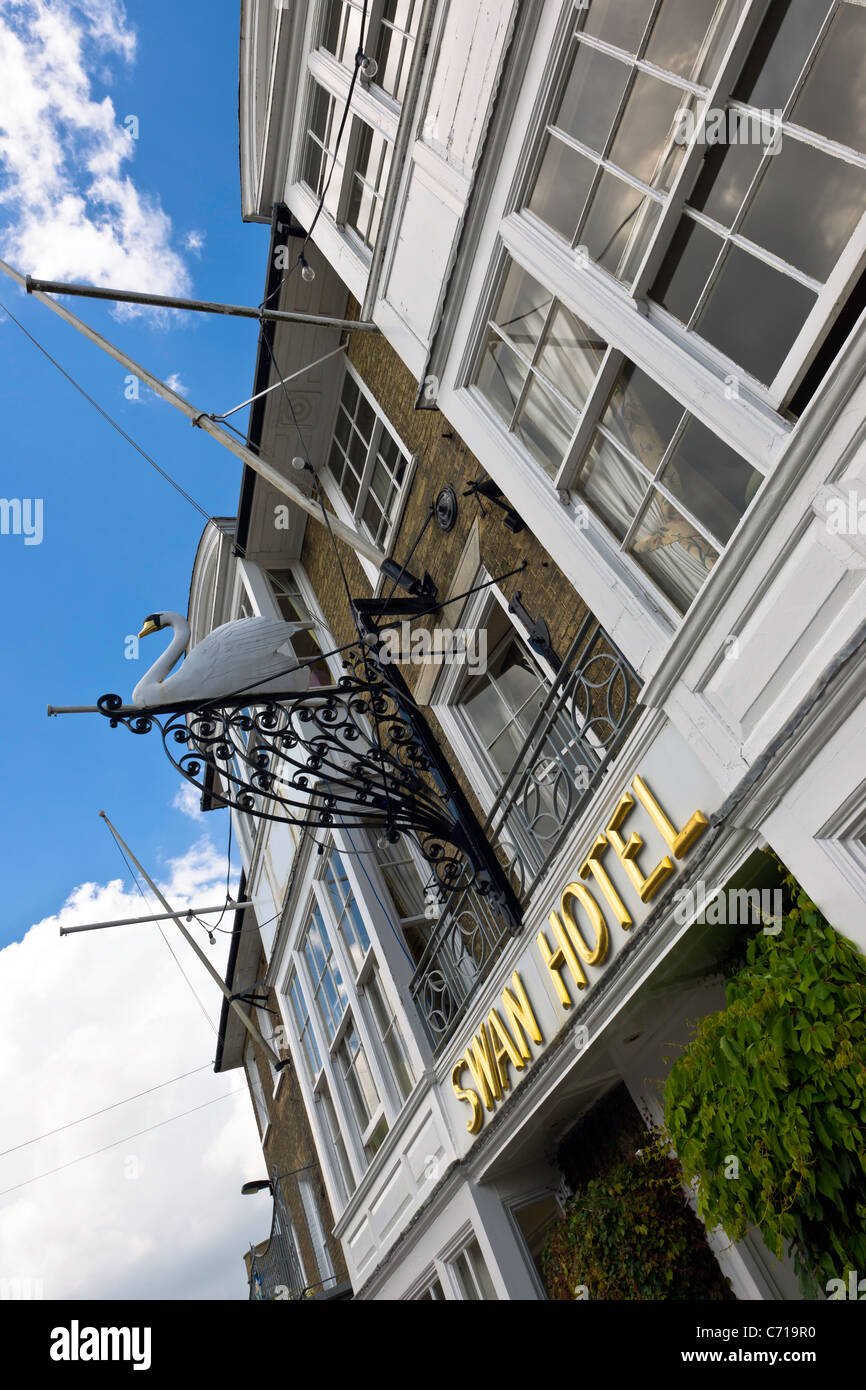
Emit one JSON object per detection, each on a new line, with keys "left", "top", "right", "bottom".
{"left": 664, "top": 868, "right": 866, "bottom": 1296}
{"left": 541, "top": 1138, "right": 732, "bottom": 1300}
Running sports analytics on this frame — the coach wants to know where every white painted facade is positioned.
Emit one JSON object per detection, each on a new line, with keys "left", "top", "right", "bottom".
{"left": 203, "top": 0, "right": 866, "bottom": 1298}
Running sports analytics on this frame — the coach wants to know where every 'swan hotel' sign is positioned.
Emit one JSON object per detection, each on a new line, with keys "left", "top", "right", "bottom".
{"left": 446, "top": 721, "right": 724, "bottom": 1142}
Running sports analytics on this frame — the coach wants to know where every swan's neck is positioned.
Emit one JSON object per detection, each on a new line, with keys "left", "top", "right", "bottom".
{"left": 142, "top": 615, "right": 190, "bottom": 691}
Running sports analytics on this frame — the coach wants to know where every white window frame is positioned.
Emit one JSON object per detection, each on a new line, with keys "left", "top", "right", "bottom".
{"left": 508, "top": 0, "right": 866, "bottom": 411}
{"left": 320, "top": 362, "right": 418, "bottom": 585}
{"left": 290, "top": 0, "right": 420, "bottom": 272}
{"left": 447, "top": 0, "right": 866, "bottom": 626}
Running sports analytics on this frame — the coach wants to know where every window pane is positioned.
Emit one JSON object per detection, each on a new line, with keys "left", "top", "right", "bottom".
{"left": 608, "top": 74, "right": 693, "bottom": 192}
{"left": 790, "top": 3, "right": 866, "bottom": 151}
{"left": 527, "top": 136, "right": 596, "bottom": 240}
{"left": 695, "top": 244, "right": 817, "bottom": 382}
{"left": 581, "top": 171, "right": 661, "bottom": 282}
{"left": 601, "top": 363, "right": 687, "bottom": 468}
{"left": 578, "top": 433, "right": 649, "bottom": 541}
{"left": 652, "top": 217, "right": 724, "bottom": 322}
{"left": 583, "top": 0, "right": 655, "bottom": 53}
{"left": 733, "top": 0, "right": 832, "bottom": 110}
{"left": 688, "top": 137, "right": 764, "bottom": 229}
{"left": 645, "top": 0, "right": 743, "bottom": 83}
{"left": 740, "top": 139, "right": 866, "bottom": 282}
{"left": 535, "top": 304, "right": 607, "bottom": 411}
{"left": 517, "top": 374, "right": 577, "bottom": 478}
{"left": 629, "top": 492, "right": 719, "bottom": 611}
{"left": 493, "top": 261, "right": 553, "bottom": 351}
{"left": 474, "top": 334, "right": 528, "bottom": 424}
{"left": 322, "top": 0, "right": 365, "bottom": 65}
{"left": 660, "top": 420, "right": 762, "bottom": 545}
{"left": 554, "top": 42, "right": 629, "bottom": 153}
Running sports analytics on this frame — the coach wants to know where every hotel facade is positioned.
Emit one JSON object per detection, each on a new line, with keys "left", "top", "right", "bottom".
{"left": 198, "top": 0, "right": 866, "bottom": 1299}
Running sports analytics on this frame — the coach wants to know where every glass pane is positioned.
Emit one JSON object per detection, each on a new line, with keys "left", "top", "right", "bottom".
{"left": 645, "top": 0, "right": 743, "bottom": 83}
{"left": 740, "top": 138, "right": 866, "bottom": 282}
{"left": 517, "top": 374, "right": 577, "bottom": 477}
{"left": 555, "top": 42, "right": 629, "bottom": 153}
{"left": 355, "top": 394, "right": 376, "bottom": 442}
{"left": 652, "top": 217, "right": 723, "bottom": 322}
{"left": 527, "top": 136, "right": 596, "bottom": 241}
{"left": 608, "top": 75, "right": 693, "bottom": 192}
{"left": 467, "top": 1241, "right": 498, "bottom": 1300}
{"left": 629, "top": 491, "right": 719, "bottom": 610}
{"left": 688, "top": 136, "right": 764, "bottom": 228}
{"left": 733, "top": 0, "right": 832, "bottom": 110}
{"left": 474, "top": 334, "right": 528, "bottom": 424}
{"left": 662, "top": 420, "right": 762, "bottom": 544}
{"left": 341, "top": 372, "right": 359, "bottom": 414}
{"left": 536, "top": 304, "right": 606, "bottom": 410}
{"left": 493, "top": 261, "right": 553, "bottom": 350}
{"left": 583, "top": 0, "right": 655, "bottom": 54}
{"left": 696, "top": 244, "right": 817, "bottom": 382}
{"left": 578, "top": 433, "right": 649, "bottom": 541}
{"left": 581, "top": 171, "right": 661, "bottom": 281}
{"left": 790, "top": 3, "right": 866, "bottom": 152}
{"left": 601, "top": 363, "right": 686, "bottom": 467}
{"left": 362, "top": 493, "right": 386, "bottom": 542}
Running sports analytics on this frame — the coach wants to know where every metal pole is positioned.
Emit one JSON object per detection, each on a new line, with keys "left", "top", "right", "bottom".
{"left": 95, "top": 811, "right": 282, "bottom": 1068}
{"left": 59, "top": 902, "right": 255, "bottom": 934}
{"left": 24, "top": 276, "right": 380, "bottom": 333}
{"left": 0, "top": 258, "right": 385, "bottom": 567}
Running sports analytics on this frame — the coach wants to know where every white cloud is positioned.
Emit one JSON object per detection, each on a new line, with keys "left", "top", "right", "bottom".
{"left": 172, "top": 782, "right": 204, "bottom": 820}
{"left": 0, "top": 1, "right": 191, "bottom": 311}
{"left": 164, "top": 371, "right": 190, "bottom": 398}
{"left": 0, "top": 838, "right": 267, "bottom": 1300}
{"left": 184, "top": 229, "right": 205, "bottom": 255}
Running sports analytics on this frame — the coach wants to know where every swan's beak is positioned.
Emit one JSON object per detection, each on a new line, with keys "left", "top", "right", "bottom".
{"left": 138, "top": 618, "right": 160, "bottom": 639}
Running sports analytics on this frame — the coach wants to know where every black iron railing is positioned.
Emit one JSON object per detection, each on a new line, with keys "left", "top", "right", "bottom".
{"left": 409, "top": 617, "right": 640, "bottom": 1052}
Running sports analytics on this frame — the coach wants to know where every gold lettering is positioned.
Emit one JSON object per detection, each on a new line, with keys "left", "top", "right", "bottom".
{"left": 560, "top": 881, "right": 609, "bottom": 965}
{"left": 451, "top": 1059, "right": 483, "bottom": 1134}
{"left": 501, "top": 972, "right": 543, "bottom": 1059}
{"left": 487, "top": 1008, "right": 523, "bottom": 1091}
{"left": 606, "top": 791, "right": 674, "bottom": 904}
{"left": 537, "top": 913, "right": 587, "bottom": 1008}
{"left": 464, "top": 1023, "right": 502, "bottom": 1110}
{"left": 632, "top": 775, "right": 709, "bottom": 859}
{"left": 580, "top": 834, "right": 633, "bottom": 930}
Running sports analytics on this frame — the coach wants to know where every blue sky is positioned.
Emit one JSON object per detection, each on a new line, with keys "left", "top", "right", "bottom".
{"left": 0, "top": 0, "right": 269, "bottom": 936}
{"left": 0, "top": 0, "right": 276, "bottom": 1298}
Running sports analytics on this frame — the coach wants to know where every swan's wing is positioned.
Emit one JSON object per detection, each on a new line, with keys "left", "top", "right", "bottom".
{"left": 169, "top": 617, "right": 312, "bottom": 702}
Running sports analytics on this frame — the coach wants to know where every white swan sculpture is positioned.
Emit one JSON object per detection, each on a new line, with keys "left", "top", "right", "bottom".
{"left": 131, "top": 610, "right": 320, "bottom": 709}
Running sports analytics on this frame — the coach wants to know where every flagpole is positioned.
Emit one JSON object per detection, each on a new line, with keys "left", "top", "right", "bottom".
{"left": 0, "top": 257, "right": 385, "bottom": 566}
{"left": 95, "top": 812, "right": 283, "bottom": 1069}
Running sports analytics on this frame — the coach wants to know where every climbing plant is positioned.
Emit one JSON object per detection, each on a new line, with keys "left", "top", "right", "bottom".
{"left": 664, "top": 866, "right": 866, "bottom": 1296}
{"left": 541, "top": 1138, "right": 732, "bottom": 1300}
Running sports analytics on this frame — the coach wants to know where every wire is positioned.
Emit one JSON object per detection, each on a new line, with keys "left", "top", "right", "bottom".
{"left": 0, "top": 296, "right": 212, "bottom": 524}
{"left": 262, "top": 0, "right": 371, "bottom": 310}
{"left": 0, "top": 1064, "right": 214, "bottom": 1158}
{"left": 0, "top": 1089, "right": 246, "bottom": 1200}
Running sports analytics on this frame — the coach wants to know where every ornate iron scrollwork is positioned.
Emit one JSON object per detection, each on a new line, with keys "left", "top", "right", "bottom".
{"left": 96, "top": 645, "right": 522, "bottom": 928}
